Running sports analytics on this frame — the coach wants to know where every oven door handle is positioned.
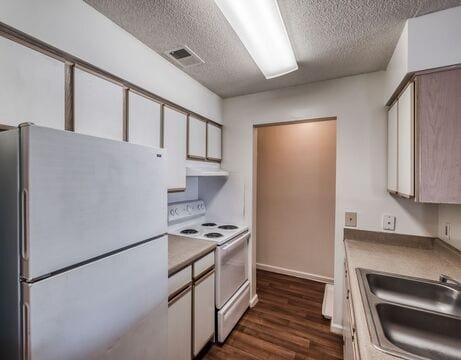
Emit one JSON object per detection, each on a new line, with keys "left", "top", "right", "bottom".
{"left": 222, "top": 232, "right": 249, "bottom": 252}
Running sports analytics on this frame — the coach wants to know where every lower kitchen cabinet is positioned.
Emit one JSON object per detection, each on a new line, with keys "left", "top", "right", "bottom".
{"left": 343, "top": 261, "right": 360, "bottom": 360}
{"left": 193, "top": 270, "right": 215, "bottom": 356}
{"left": 168, "top": 287, "right": 192, "bottom": 360}
{"left": 168, "top": 251, "right": 215, "bottom": 359}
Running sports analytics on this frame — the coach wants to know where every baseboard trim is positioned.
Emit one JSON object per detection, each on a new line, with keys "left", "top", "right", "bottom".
{"left": 330, "top": 322, "right": 343, "bottom": 335}
{"left": 256, "top": 263, "right": 334, "bottom": 284}
{"left": 250, "top": 294, "right": 259, "bottom": 308}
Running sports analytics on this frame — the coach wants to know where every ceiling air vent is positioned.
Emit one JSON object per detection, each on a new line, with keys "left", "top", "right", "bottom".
{"left": 165, "top": 46, "right": 204, "bottom": 68}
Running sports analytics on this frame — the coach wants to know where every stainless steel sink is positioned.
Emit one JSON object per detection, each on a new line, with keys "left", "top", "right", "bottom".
{"left": 357, "top": 268, "right": 461, "bottom": 360}
{"left": 366, "top": 272, "right": 461, "bottom": 317}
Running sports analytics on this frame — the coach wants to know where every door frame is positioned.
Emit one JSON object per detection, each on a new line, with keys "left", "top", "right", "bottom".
{"left": 251, "top": 116, "right": 337, "bottom": 291}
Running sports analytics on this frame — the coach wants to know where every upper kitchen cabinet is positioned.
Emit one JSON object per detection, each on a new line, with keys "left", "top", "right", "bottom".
{"left": 416, "top": 69, "right": 461, "bottom": 203}
{"left": 74, "top": 68, "right": 124, "bottom": 141}
{"left": 206, "top": 122, "right": 222, "bottom": 161}
{"left": 0, "top": 37, "right": 64, "bottom": 130}
{"left": 187, "top": 116, "right": 206, "bottom": 160}
{"left": 128, "top": 90, "right": 161, "bottom": 148}
{"left": 163, "top": 106, "right": 187, "bottom": 191}
{"left": 387, "top": 68, "right": 461, "bottom": 203}
{"left": 397, "top": 82, "right": 414, "bottom": 198}
{"left": 387, "top": 101, "right": 398, "bottom": 193}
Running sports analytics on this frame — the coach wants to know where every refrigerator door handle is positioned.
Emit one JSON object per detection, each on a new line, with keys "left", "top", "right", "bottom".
{"left": 22, "top": 302, "right": 30, "bottom": 360}
{"left": 21, "top": 189, "right": 29, "bottom": 261}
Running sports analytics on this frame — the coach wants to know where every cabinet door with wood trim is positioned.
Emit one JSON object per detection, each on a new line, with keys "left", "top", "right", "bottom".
{"left": 0, "top": 37, "right": 65, "bottom": 130}
{"left": 163, "top": 106, "right": 187, "bottom": 191}
{"left": 168, "top": 288, "right": 192, "bottom": 360}
{"left": 74, "top": 68, "right": 124, "bottom": 141}
{"left": 193, "top": 271, "right": 215, "bottom": 356}
{"left": 417, "top": 69, "right": 461, "bottom": 203}
{"left": 387, "top": 101, "right": 398, "bottom": 193}
{"left": 397, "top": 82, "right": 414, "bottom": 198}
{"left": 128, "top": 91, "right": 161, "bottom": 148}
{"left": 187, "top": 116, "right": 206, "bottom": 159}
{"left": 206, "top": 123, "right": 222, "bottom": 161}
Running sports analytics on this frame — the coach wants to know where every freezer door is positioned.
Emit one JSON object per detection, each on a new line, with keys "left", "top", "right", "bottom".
{"left": 22, "top": 236, "right": 167, "bottom": 360}
{"left": 20, "top": 125, "right": 167, "bottom": 280}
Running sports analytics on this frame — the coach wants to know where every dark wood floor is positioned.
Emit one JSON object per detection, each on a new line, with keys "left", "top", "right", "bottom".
{"left": 204, "top": 270, "right": 343, "bottom": 360}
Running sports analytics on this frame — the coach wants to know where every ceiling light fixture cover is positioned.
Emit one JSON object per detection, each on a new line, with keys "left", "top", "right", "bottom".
{"left": 214, "top": 0, "right": 298, "bottom": 79}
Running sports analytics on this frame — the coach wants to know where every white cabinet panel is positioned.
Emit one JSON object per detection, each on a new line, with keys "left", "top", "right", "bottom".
{"left": 397, "top": 82, "right": 414, "bottom": 197}
{"left": 128, "top": 91, "right": 161, "bottom": 147}
{"left": 207, "top": 123, "right": 222, "bottom": 161}
{"left": 387, "top": 102, "right": 398, "bottom": 192}
{"left": 193, "top": 272, "right": 215, "bottom": 356}
{"left": 188, "top": 116, "right": 206, "bottom": 159}
{"left": 168, "top": 289, "right": 192, "bottom": 360}
{"left": 24, "top": 237, "right": 167, "bottom": 360}
{"left": 0, "top": 37, "right": 64, "bottom": 129}
{"left": 74, "top": 68, "right": 123, "bottom": 141}
{"left": 163, "top": 106, "right": 187, "bottom": 190}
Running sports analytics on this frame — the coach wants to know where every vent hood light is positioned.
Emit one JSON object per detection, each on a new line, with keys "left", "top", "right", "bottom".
{"left": 214, "top": 0, "right": 298, "bottom": 79}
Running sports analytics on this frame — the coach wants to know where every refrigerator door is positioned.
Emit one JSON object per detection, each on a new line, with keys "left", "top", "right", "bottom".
{"left": 20, "top": 125, "right": 167, "bottom": 280}
{"left": 22, "top": 235, "right": 167, "bottom": 360}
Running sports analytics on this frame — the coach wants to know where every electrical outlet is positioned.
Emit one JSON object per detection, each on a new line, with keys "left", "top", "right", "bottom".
{"left": 442, "top": 223, "right": 451, "bottom": 240}
{"left": 383, "top": 215, "right": 396, "bottom": 231}
{"left": 345, "top": 212, "right": 357, "bottom": 227}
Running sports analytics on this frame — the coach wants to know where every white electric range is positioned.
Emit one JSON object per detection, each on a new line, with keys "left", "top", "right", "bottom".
{"left": 168, "top": 200, "right": 250, "bottom": 343}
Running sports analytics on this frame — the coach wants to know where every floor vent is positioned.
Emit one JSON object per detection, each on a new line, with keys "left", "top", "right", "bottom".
{"left": 165, "top": 46, "right": 204, "bottom": 68}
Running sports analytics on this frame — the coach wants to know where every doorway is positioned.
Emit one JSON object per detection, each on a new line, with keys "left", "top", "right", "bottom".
{"left": 255, "top": 118, "right": 336, "bottom": 281}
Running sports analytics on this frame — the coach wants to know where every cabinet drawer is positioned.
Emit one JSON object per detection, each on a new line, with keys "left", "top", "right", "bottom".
{"left": 193, "top": 252, "right": 215, "bottom": 279}
{"left": 169, "top": 265, "right": 192, "bottom": 298}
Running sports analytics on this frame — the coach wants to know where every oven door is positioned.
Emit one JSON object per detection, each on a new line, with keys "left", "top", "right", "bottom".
{"left": 215, "top": 231, "right": 249, "bottom": 309}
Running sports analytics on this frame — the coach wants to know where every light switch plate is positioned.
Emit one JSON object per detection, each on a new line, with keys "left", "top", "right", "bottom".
{"left": 383, "top": 215, "right": 396, "bottom": 231}
{"left": 345, "top": 212, "right": 357, "bottom": 227}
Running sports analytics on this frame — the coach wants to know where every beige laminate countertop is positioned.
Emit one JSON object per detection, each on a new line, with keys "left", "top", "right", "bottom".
{"left": 168, "top": 235, "right": 216, "bottom": 277}
{"left": 344, "top": 237, "right": 461, "bottom": 360}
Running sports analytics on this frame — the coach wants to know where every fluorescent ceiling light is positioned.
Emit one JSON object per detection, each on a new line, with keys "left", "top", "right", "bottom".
{"left": 215, "top": 0, "right": 298, "bottom": 79}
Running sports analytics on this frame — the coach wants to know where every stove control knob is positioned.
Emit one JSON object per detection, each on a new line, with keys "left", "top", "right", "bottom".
{"left": 174, "top": 208, "right": 179, "bottom": 215}
{"left": 186, "top": 205, "right": 192, "bottom": 213}
{"left": 169, "top": 209, "right": 175, "bottom": 216}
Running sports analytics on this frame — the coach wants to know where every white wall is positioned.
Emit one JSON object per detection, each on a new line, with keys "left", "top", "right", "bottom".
{"left": 0, "top": 0, "right": 222, "bottom": 123}
{"left": 385, "top": 22, "right": 408, "bottom": 101}
{"left": 385, "top": 6, "right": 461, "bottom": 102}
{"left": 439, "top": 205, "right": 461, "bottom": 250}
{"left": 168, "top": 177, "right": 199, "bottom": 204}
{"left": 221, "top": 71, "right": 439, "bottom": 330}
{"left": 408, "top": 6, "right": 461, "bottom": 74}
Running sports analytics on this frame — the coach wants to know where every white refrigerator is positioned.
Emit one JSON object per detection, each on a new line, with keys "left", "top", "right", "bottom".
{"left": 0, "top": 124, "right": 168, "bottom": 360}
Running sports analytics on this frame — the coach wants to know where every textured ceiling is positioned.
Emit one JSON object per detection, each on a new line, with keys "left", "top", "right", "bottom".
{"left": 84, "top": 0, "right": 461, "bottom": 98}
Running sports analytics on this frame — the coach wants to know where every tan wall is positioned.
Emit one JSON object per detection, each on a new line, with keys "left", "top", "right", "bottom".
{"left": 256, "top": 119, "right": 336, "bottom": 279}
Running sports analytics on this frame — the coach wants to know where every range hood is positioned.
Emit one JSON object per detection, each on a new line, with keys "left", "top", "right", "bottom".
{"left": 186, "top": 166, "right": 229, "bottom": 177}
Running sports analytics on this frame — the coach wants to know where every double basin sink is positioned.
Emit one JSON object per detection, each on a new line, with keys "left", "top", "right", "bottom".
{"left": 356, "top": 268, "right": 461, "bottom": 360}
